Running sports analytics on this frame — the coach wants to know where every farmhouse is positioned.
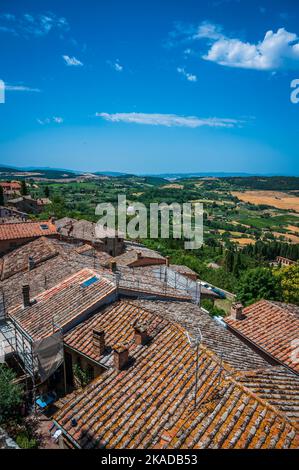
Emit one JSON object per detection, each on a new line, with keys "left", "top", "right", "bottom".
{"left": 276, "top": 256, "right": 297, "bottom": 267}
{"left": 0, "top": 205, "right": 28, "bottom": 223}
{"left": 7, "top": 195, "right": 51, "bottom": 214}
{"left": 0, "top": 181, "right": 21, "bottom": 198}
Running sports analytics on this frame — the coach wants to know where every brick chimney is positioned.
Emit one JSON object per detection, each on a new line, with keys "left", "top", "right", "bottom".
{"left": 22, "top": 285, "right": 31, "bottom": 308}
{"left": 113, "top": 344, "right": 129, "bottom": 370}
{"left": 134, "top": 323, "right": 148, "bottom": 346}
{"left": 67, "top": 222, "right": 74, "bottom": 236}
{"left": 110, "top": 260, "right": 117, "bottom": 273}
{"left": 93, "top": 329, "right": 105, "bottom": 355}
{"left": 230, "top": 302, "right": 244, "bottom": 320}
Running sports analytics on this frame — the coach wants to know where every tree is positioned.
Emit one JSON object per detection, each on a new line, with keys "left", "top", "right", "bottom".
{"left": 0, "top": 365, "right": 23, "bottom": 425}
{"left": 20, "top": 180, "right": 28, "bottom": 196}
{"left": 44, "top": 186, "right": 50, "bottom": 198}
{"left": 236, "top": 267, "right": 280, "bottom": 306}
{"left": 224, "top": 249, "right": 234, "bottom": 272}
{"left": 0, "top": 185, "right": 4, "bottom": 206}
{"left": 275, "top": 265, "right": 299, "bottom": 305}
{"left": 233, "top": 252, "right": 242, "bottom": 276}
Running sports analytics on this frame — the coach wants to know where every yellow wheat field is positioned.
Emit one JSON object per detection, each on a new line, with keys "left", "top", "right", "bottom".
{"left": 232, "top": 191, "right": 299, "bottom": 213}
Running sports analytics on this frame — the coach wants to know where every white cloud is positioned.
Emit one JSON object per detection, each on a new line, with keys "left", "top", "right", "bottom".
{"left": 194, "top": 21, "right": 223, "bottom": 40}
{"left": 0, "top": 12, "right": 69, "bottom": 37}
{"left": 107, "top": 59, "right": 124, "bottom": 72}
{"left": 53, "top": 116, "right": 64, "bottom": 123}
{"left": 6, "top": 84, "right": 41, "bottom": 92}
{"left": 196, "top": 23, "right": 299, "bottom": 70}
{"left": 177, "top": 67, "right": 197, "bottom": 82}
{"left": 37, "top": 116, "right": 63, "bottom": 125}
{"left": 62, "top": 55, "right": 83, "bottom": 66}
{"left": 96, "top": 112, "right": 241, "bottom": 128}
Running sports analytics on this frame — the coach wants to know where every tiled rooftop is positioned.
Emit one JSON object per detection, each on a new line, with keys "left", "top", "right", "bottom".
{"left": 113, "top": 247, "right": 166, "bottom": 267}
{"left": 132, "top": 299, "right": 269, "bottom": 371}
{"left": 0, "top": 237, "right": 60, "bottom": 280}
{"left": 225, "top": 300, "right": 299, "bottom": 374}
{"left": 0, "top": 220, "right": 57, "bottom": 241}
{"left": 55, "top": 300, "right": 299, "bottom": 449}
{"left": 169, "top": 264, "right": 198, "bottom": 278}
{"left": 8, "top": 268, "right": 117, "bottom": 341}
{"left": 56, "top": 218, "right": 123, "bottom": 241}
{"left": 64, "top": 300, "right": 168, "bottom": 367}
{"left": 237, "top": 366, "right": 299, "bottom": 425}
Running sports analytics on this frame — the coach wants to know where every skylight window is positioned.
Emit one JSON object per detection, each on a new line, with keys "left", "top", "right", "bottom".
{"left": 81, "top": 275, "right": 99, "bottom": 288}
{"left": 40, "top": 224, "right": 49, "bottom": 230}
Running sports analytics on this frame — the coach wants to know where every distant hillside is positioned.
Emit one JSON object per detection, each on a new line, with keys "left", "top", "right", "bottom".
{"left": 225, "top": 176, "right": 299, "bottom": 191}
{"left": 147, "top": 172, "right": 256, "bottom": 179}
{"left": 94, "top": 171, "right": 129, "bottom": 177}
{"left": 0, "top": 165, "right": 79, "bottom": 179}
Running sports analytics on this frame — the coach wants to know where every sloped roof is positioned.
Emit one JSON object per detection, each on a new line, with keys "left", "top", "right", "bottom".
{"left": 169, "top": 264, "right": 198, "bottom": 277}
{"left": 113, "top": 247, "right": 165, "bottom": 267}
{"left": 0, "top": 251, "right": 99, "bottom": 310}
{"left": 0, "top": 182, "right": 21, "bottom": 190}
{"left": 56, "top": 218, "right": 123, "bottom": 241}
{"left": 237, "top": 366, "right": 299, "bottom": 425}
{"left": 0, "top": 237, "right": 60, "bottom": 280}
{"left": 8, "top": 268, "right": 116, "bottom": 341}
{"left": 55, "top": 301, "right": 299, "bottom": 449}
{"left": 225, "top": 300, "right": 299, "bottom": 374}
{"left": 64, "top": 300, "right": 167, "bottom": 367}
{"left": 133, "top": 299, "right": 268, "bottom": 372}
{"left": 0, "top": 220, "right": 57, "bottom": 241}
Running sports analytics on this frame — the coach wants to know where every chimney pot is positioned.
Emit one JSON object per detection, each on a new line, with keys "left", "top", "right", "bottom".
{"left": 22, "top": 285, "right": 31, "bottom": 308}
{"left": 113, "top": 344, "right": 129, "bottom": 370}
{"left": 134, "top": 323, "right": 148, "bottom": 346}
{"left": 93, "top": 329, "right": 106, "bottom": 355}
{"left": 110, "top": 260, "right": 117, "bottom": 273}
{"left": 165, "top": 256, "right": 170, "bottom": 267}
{"left": 137, "top": 251, "right": 142, "bottom": 259}
{"left": 230, "top": 302, "right": 244, "bottom": 320}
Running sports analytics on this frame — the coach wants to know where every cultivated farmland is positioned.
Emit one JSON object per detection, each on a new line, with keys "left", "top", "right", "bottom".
{"left": 232, "top": 190, "right": 299, "bottom": 212}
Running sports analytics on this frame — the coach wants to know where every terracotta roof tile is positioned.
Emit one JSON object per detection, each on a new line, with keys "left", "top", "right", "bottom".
{"left": 8, "top": 268, "right": 117, "bottom": 341}
{"left": 225, "top": 300, "right": 299, "bottom": 374}
{"left": 132, "top": 299, "right": 269, "bottom": 371}
{"left": 113, "top": 247, "right": 165, "bottom": 267}
{"left": 54, "top": 301, "right": 299, "bottom": 449}
{"left": 64, "top": 300, "right": 168, "bottom": 366}
{"left": 169, "top": 264, "right": 198, "bottom": 278}
{"left": 237, "top": 366, "right": 299, "bottom": 425}
{"left": 0, "top": 237, "right": 60, "bottom": 280}
{"left": 0, "top": 220, "right": 57, "bottom": 241}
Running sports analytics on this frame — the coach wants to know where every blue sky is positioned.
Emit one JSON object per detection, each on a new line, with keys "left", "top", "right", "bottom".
{"left": 0, "top": 0, "right": 299, "bottom": 175}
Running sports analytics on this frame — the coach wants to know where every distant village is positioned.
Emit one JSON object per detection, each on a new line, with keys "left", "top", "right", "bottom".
{"left": 0, "top": 178, "right": 298, "bottom": 450}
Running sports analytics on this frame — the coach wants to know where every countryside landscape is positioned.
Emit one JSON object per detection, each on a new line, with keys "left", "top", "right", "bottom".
{"left": 1, "top": 166, "right": 298, "bottom": 312}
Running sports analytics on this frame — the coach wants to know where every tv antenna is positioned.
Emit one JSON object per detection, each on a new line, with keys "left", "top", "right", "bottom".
{"left": 186, "top": 328, "right": 203, "bottom": 409}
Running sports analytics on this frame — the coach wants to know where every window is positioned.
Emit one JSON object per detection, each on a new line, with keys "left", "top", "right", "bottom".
{"left": 40, "top": 224, "right": 49, "bottom": 230}
{"left": 80, "top": 275, "right": 99, "bottom": 288}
